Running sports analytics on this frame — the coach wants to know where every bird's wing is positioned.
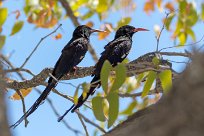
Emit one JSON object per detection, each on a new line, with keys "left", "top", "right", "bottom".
{"left": 93, "top": 38, "right": 131, "bottom": 76}
{"left": 48, "top": 38, "right": 88, "bottom": 83}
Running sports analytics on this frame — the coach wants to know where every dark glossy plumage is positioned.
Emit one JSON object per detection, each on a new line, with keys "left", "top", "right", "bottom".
{"left": 58, "top": 25, "right": 149, "bottom": 121}
{"left": 10, "top": 25, "right": 102, "bottom": 128}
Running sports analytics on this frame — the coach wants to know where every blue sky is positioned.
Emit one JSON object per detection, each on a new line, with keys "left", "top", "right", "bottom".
{"left": 3, "top": 0, "right": 204, "bottom": 136}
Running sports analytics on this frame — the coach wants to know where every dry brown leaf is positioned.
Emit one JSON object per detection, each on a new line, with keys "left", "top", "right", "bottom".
{"left": 54, "top": 33, "right": 62, "bottom": 40}
{"left": 85, "top": 21, "right": 94, "bottom": 27}
{"left": 12, "top": 10, "right": 21, "bottom": 19}
{"left": 10, "top": 88, "right": 32, "bottom": 100}
{"left": 165, "top": 2, "right": 175, "bottom": 12}
{"left": 98, "top": 23, "right": 113, "bottom": 40}
{"left": 144, "top": 0, "right": 155, "bottom": 14}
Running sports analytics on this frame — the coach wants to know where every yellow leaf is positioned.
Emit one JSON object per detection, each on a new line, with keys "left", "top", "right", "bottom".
{"left": 10, "top": 88, "right": 32, "bottom": 100}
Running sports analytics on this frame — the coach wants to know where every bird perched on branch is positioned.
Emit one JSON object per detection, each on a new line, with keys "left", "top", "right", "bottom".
{"left": 10, "top": 25, "right": 104, "bottom": 128}
{"left": 58, "top": 25, "right": 149, "bottom": 121}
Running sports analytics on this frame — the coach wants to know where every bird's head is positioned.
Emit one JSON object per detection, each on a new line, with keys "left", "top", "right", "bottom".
{"left": 115, "top": 25, "right": 149, "bottom": 39}
{"left": 73, "top": 25, "right": 105, "bottom": 39}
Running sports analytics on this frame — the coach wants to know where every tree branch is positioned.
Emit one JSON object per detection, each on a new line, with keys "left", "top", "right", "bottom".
{"left": 5, "top": 52, "right": 187, "bottom": 90}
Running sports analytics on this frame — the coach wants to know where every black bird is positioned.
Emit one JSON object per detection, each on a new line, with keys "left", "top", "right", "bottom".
{"left": 58, "top": 25, "right": 149, "bottom": 121}
{"left": 10, "top": 25, "right": 104, "bottom": 128}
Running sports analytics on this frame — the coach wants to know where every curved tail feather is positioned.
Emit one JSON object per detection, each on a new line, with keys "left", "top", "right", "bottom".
{"left": 10, "top": 82, "right": 56, "bottom": 128}
{"left": 58, "top": 76, "right": 100, "bottom": 121}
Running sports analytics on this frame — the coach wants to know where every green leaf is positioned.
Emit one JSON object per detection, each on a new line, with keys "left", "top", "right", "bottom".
{"left": 178, "top": 32, "right": 187, "bottom": 45}
{"left": 152, "top": 56, "right": 160, "bottom": 65}
{"left": 201, "top": 4, "right": 204, "bottom": 21}
{"left": 0, "top": 8, "right": 8, "bottom": 26}
{"left": 120, "top": 101, "right": 137, "bottom": 115}
{"left": 136, "top": 73, "right": 145, "bottom": 83}
{"left": 116, "top": 17, "right": 131, "bottom": 29}
{"left": 186, "top": 27, "right": 196, "bottom": 41}
{"left": 10, "top": 21, "right": 24, "bottom": 36}
{"left": 81, "top": 10, "right": 94, "bottom": 20}
{"left": 165, "top": 14, "right": 175, "bottom": 31}
{"left": 96, "top": 0, "right": 108, "bottom": 13}
{"left": 101, "top": 60, "right": 112, "bottom": 94}
{"left": 0, "top": 35, "right": 6, "bottom": 49}
{"left": 110, "top": 63, "right": 126, "bottom": 92}
{"left": 107, "top": 92, "right": 119, "bottom": 128}
{"left": 159, "top": 70, "right": 172, "bottom": 93}
{"left": 92, "top": 96, "right": 106, "bottom": 122}
{"left": 73, "top": 85, "right": 81, "bottom": 104}
{"left": 141, "top": 71, "right": 157, "bottom": 98}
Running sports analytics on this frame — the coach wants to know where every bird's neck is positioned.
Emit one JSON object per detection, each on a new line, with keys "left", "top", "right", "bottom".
{"left": 115, "top": 35, "right": 132, "bottom": 41}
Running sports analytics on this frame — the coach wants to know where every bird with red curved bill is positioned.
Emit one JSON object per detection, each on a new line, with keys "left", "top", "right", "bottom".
{"left": 58, "top": 25, "right": 149, "bottom": 122}
{"left": 10, "top": 25, "right": 105, "bottom": 128}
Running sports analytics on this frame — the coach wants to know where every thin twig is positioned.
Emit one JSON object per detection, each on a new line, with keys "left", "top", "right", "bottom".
{"left": 20, "top": 24, "right": 62, "bottom": 69}
{"left": 34, "top": 88, "right": 82, "bottom": 135}
{"left": 156, "top": 12, "right": 170, "bottom": 51}
{"left": 118, "top": 89, "right": 161, "bottom": 98}
{"left": 159, "top": 33, "right": 204, "bottom": 52}
{"left": 76, "top": 111, "right": 106, "bottom": 134}
{"left": 5, "top": 68, "right": 35, "bottom": 76}
{"left": 77, "top": 112, "right": 89, "bottom": 136}
{"left": 15, "top": 89, "right": 29, "bottom": 127}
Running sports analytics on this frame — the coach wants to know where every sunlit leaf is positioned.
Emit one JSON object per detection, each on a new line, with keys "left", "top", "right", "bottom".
{"left": 159, "top": 70, "right": 172, "bottom": 93}
{"left": 110, "top": 63, "right": 126, "bottom": 92}
{"left": 141, "top": 71, "right": 156, "bottom": 98}
{"left": 92, "top": 96, "right": 106, "bottom": 122}
{"left": 0, "top": 8, "right": 8, "bottom": 26}
{"left": 165, "top": 14, "right": 175, "bottom": 31}
{"left": 73, "top": 85, "right": 81, "bottom": 104}
{"left": 81, "top": 10, "right": 94, "bottom": 20}
{"left": 107, "top": 92, "right": 119, "bottom": 128}
{"left": 101, "top": 60, "right": 112, "bottom": 94}
{"left": 178, "top": 32, "right": 187, "bottom": 45}
{"left": 96, "top": 0, "right": 108, "bottom": 13}
{"left": 116, "top": 17, "right": 131, "bottom": 29}
{"left": 85, "top": 21, "right": 94, "bottom": 27}
{"left": 0, "top": 35, "right": 6, "bottom": 49}
{"left": 152, "top": 56, "right": 160, "bottom": 65}
{"left": 202, "top": 3, "right": 204, "bottom": 20}
{"left": 120, "top": 101, "right": 137, "bottom": 115}
{"left": 10, "top": 88, "right": 32, "bottom": 100}
{"left": 186, "top": 28, "right": 196, "bottom": 41}
{"left": 10, "top": 21, "right": 24, "bottom": 36}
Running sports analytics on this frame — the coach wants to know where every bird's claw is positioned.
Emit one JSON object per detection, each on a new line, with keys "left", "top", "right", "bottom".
{"left": 73, "top": 66, "right": 78, "bottom": 76}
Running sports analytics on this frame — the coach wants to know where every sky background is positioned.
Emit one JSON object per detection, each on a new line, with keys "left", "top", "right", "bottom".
{"left": 2, "top": 0, "right": 204, "bottom": 136}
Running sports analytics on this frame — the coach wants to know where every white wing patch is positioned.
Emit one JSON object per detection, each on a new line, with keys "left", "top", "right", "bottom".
{"left": 80, "top": 56, "right": 84, "bottom": 60}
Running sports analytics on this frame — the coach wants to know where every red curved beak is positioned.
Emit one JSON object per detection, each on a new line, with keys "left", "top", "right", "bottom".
{"left": 91, "top": 29, "right": 106, "bottom": 33}
{"left": 133, "top": 28, "right": 149, "bottom": 32}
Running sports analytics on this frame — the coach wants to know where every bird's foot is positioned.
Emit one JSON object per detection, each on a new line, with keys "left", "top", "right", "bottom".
{"left": 73, "top": 66, "right": 78, "bottom": 76}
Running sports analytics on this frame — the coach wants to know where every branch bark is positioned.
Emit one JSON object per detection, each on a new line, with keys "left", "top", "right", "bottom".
{"left": 0, "top": 57, "right": 11, "bottom": 136}
{"left": 5, "top": 52, "right": 185, "bottom": 90}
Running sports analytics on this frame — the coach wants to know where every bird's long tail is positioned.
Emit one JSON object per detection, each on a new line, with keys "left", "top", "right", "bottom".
{"left": 58, "top": 76, "right": 100, "bottom": 122}
{"left": 10, "top": 81, "right": 56, "bottom": 128}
